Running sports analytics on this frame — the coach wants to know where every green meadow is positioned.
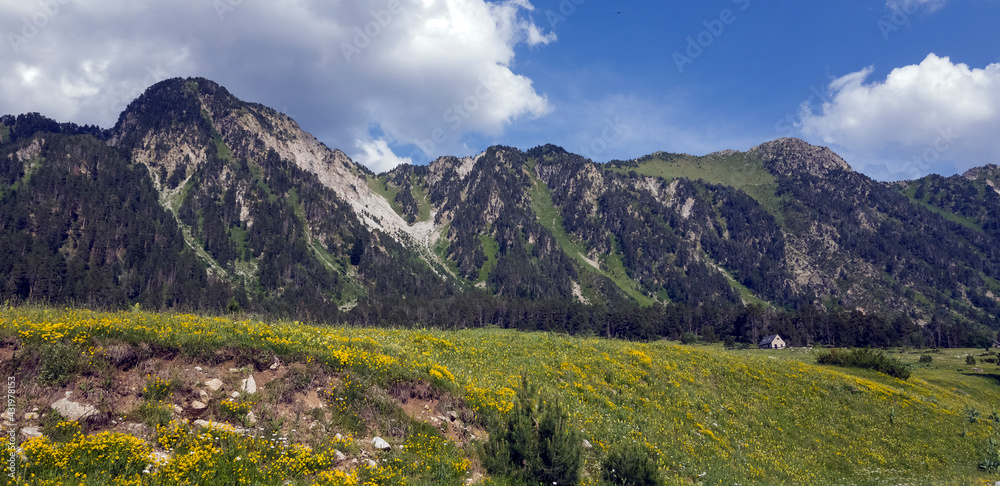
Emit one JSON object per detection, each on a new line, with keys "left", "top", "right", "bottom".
{"left": 1, "top": 306, "right": 999, "bottom": 485}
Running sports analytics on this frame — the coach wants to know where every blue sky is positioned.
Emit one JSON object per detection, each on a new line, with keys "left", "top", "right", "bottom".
{"left": 1, "top": 0, "right": 998, "bottom": 180}
{"left": 490, "top": 0, "right": 1000, "bottom": 180}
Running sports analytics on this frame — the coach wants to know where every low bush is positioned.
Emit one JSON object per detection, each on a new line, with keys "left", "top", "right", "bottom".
{"left": 41, "top": 412, "right": 81, "bottom": 443}
{"left": 482, "top": 374, "right": 584, "bottom": 486}
{"left": 134, "top": 401, "right": 172, "bottom": 428}
{"left": 142, "top": 375, "right": 174, "bottom": 401}
{"left": 37, "top": 342, "right": 83, "bottom": 385}
{"left": 918, "top": 354, "right": 933, "bottom": 364}
{"left": 601, "top": 441, "right": 662, "bottom": 486}
{"left": 816, "top": 348, "right": 911, "bottom": 380}
{"left": 981, "top": 437, "right": 1000, "bottom": 473}
{"left": 681, "top": 331, "right": 697, "bottom": 345}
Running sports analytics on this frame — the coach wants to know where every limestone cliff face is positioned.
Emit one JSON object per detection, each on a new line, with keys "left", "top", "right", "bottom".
{"left": 112, "top": 78, "right": 426, "bottom": 246}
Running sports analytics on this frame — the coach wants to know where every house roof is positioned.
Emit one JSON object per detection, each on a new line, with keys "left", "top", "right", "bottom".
{"left": 759, "top": 334, "right": 782, "bottom": 345}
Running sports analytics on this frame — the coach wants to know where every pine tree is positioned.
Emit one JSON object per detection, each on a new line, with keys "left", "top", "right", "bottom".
{"left": 483, "top": 374, "right": 583, "bottom": 486}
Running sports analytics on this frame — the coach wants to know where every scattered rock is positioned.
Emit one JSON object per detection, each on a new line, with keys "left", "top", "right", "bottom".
{"left": 191, "top": 401, "right": 208, "bottom": 410}
{"left": 373, "top": 437, "right": 391, "bottom": 450}
{"left": 448, "top": 411, "right": 458, "bottom": 421}
{"left": 121, "top": 423, "right": 149, "bottom": 436}
{"left": 151, "top": 451, "right": 171, "bottom": 464}
{"left": 23, "top": 412, "right": 38, "bottom": 421}
{"left": 269, "top": 359, "right": 281, "bottom": 370}
{"left": 335, "top": 433, "right": 343, "bottom": 441}
{"left": 246, "top": 411, "right": 257, "bottom": 425}
{"left": 971, "top": 367, "right": 984, "bottom": 373}
{"left": 334, "top": 449, "right": 347, "bottom": 462}
{"left": 173, "top": 405, "right": 184, "bottom": 414}
{"left": 199, "top": 390, "right": 210, "bottom": 401}
{"left": 229, "top": 368, "right": 239, "bottom": 373}
{"left": 582, "top": 439, "right": 592, "bottom": 449}
{"left": 194, "top": 366, "right": 203, "bottom": 372}
{"left": 21, "top": 426, "right": 42, "bottom": 439}
{"left": 366, "top": 459, "right": 377, "bottom": 468}
{"left": 205, "top": 378, "right": 224, "bottom": 391}
{"left": 51, "top": 397, "right": 97, "bottom": 422}
{"left": 193, "top": 420, "right": 239, "bottom": 433}
{"left": 231, "top": 392, "right": 241, "bottom": 399}
{"left": 241, "top": 375, "right": 257, "bottom": 394}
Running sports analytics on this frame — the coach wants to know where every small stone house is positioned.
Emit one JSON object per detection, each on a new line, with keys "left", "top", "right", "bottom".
{"left": 758, "top": 334, "right": 786, "bottom": 349}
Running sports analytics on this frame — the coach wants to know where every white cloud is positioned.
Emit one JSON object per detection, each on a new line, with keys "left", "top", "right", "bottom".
{"left": 799, "top": 53, "right": 1000, "bottom": 180}
{"left": 354, "top": 138, "right": 413, "bottom": 173}
{"left": 0, "top": 0, "right": 555, "bottom": 171}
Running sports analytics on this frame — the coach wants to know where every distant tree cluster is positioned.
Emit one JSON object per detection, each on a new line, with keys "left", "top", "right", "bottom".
{"left": 4, "top": 113, "right": 109, "bottom": 143}
{"left": 0, "top": 134, "right": 226, "bottom": 312}
{"left": 346, "top": 294, "right": 996, "bottom": 349}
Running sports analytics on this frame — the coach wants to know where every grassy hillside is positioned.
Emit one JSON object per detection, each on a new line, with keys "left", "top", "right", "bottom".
{"left": 610, "top": 152, "right": 785, "bottom": 221}
{"left": 900, "top": 183, "right": 983, "bottom": 232}
{"left": 526, "top": 163, "right": 655, "bottom": 305}
{"left": 2, "top": 306, "right": 999, "bottom": 485}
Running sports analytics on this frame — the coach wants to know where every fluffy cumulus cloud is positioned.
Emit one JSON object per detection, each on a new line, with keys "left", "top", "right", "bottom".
{"left": 0, "top": 0, "right": 554, "bottom": 172}
{"left": 798, "top": 54, "right": 1000, "bottom": 180}
{"left": 354, "top": 138, "right": 413, "bottom": 174}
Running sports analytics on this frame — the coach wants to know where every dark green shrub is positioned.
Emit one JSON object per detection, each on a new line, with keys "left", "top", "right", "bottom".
{"left": 816, "top": 348, "right": 911, "bottom": 380}
{"left": 966, "top": 355, "right": 977, "bottom": 365}
{"left": 483, "top": 374, "right": 584, "bottom": 486}
{"left": 601, "top": 442, "right": 662, "bottom": 486}
{"left": 723, "top": 336, "right": 736, "bottom": 349}
{"left": 980, "top": 437, "right": 1000, "bottom": 473}
{"left": 967, "top": 407, "right": 981, "bottom": 424}
{"left": 681, "top": 331, "right": 697, "bottom": 345}
{"left": 918, "top": 354, "right": 933, "bottom": 364}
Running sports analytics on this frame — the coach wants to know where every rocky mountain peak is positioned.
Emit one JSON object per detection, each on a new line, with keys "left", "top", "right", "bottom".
{"left": 962, "top": 164, "right": 1000, "bottom": 181}
{"left": 749, "top": 137, "right": 852, "bottom": 177}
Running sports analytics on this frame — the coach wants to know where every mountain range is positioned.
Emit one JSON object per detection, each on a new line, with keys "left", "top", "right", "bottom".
{"left": 2, "top": 77, "right": 998, "bottom": 346}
